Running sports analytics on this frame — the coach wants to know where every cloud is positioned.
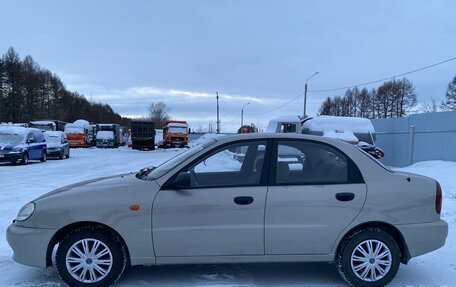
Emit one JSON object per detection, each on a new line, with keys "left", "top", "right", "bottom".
{"left": 130, "top": 86, "right": 263, "bottom": 103}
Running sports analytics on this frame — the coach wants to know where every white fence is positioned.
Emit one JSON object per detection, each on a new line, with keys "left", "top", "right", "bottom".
{"left": 372, "top": 111, "right": 456, "bottom": 167}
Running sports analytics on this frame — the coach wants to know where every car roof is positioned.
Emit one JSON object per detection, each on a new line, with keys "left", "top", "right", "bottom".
{"left": 214, "top": 133, "right": 347, "bottom": 146}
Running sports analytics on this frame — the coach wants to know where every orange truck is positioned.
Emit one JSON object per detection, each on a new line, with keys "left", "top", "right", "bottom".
{"left": 161, "top": 120, "right": 189, "bottom": 148}
{"left": 64, "top": 120, "right": 92, "bottom": 148}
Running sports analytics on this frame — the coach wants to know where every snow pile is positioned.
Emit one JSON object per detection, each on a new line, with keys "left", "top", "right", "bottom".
{"left": 73, "top": 119, "right": 91, "bottom": 128}
{"left": 189, "top": 133, "right": 225, "bottom": 147}
{"left": 303, "top": 116, "right": 375, "bottom": 143}
{"left": 97, "top": 131, "right": 114, "bottom": 139}
{"left": 303, "top": 116, "right": 375, "bottom": 133}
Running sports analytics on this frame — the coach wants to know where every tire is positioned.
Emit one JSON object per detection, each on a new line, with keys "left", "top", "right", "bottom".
{"left": 336, "top": 228, "right": 400, "bottom": 287}
{"left": 20, "top": 152, "right": 28, "bottom": 165}
{"left": 41, "top": 151, "right": 47, "bottom": 162}
{"left": 55, "top": 226, "right": 127, "bottom": 287}
{"left": 59, "top": 151, "right": 64, "bottom": 160}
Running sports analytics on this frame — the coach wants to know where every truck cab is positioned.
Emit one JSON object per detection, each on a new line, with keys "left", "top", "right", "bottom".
{"left": 266, "top": 115, "right": 385, "bottom": 159}
{"left": 162, "top": 120, "right": 189, "bottom": 148}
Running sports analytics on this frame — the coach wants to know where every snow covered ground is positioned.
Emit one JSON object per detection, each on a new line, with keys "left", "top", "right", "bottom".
{"left": 0, "top": 147, "right": 455, "bottom": 286}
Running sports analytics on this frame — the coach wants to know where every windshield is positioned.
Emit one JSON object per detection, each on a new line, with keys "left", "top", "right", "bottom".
{"left": 354, "top": 132, "right": 374, "bottom": 145}
{"left": 168, "top": 126, "right": 187, "bottom": 134}
{"left": 146, "top": 139, "right": 216, "bottom": 180}
{"left": 44, "top": 134, "right": 61, "bottom": 143}
{"left": 30, "top": 124, "right": 54, "bottom": 131}
{"left": 0, "top": 134, "right": 25, "bottom": 146}
{"left": 65, "top": 126, "right": 85, "bottom": 134}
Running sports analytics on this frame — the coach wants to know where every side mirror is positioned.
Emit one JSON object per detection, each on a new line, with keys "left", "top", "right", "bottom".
{"left": 173, "top": 172, "right": 191, "bottom": 189}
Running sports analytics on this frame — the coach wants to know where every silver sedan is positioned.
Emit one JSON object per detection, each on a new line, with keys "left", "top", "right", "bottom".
{"left": 7, "top": 133, "right": 448, "bottom": 287}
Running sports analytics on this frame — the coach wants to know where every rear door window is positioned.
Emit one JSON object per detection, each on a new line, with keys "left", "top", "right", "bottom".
{"left": 275, "top": 140, "right": 349, "bottom": 185}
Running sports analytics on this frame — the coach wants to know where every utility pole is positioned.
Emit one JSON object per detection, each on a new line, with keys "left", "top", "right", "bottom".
{"left": 241, "top": 102, "right": 250, "bottom": 128}
{"left": 216, "top": 92, "right": 220, "bottom": 134}
{"left": 304, "top": 71, "right": 319, "bottom": 118}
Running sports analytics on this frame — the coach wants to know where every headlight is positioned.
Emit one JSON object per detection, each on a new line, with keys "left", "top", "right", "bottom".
{"left": 16, "top": 202, "right": 35, "bottom": 221}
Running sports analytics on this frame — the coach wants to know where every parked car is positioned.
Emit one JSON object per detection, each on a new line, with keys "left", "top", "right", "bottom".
{"left": 44, "top": 131, "right": 70, "bottom": 159}
{"left": 0, "top": 126, "right": 47, "bottom": 165}
{"left": 7, "top": 134, "right": 447, "bottom": 287}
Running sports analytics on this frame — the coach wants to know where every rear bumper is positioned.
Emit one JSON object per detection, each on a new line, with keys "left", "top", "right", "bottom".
{"left": 7, "top": 223, "right": 57, "bottom": 268}
{"left": 396, "top": 219, "right": 448, "bottom": 258}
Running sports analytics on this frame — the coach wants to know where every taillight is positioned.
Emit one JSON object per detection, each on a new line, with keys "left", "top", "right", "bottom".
{"left": 435, "top": 181, "right": 442, "bottom": 214}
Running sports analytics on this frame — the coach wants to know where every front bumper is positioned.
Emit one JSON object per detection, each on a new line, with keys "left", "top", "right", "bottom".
{"left": 396, "top": 219, "right": 448, "bottom": 258}
{"left": 0, "top": 153, "right": 21, "bottom": 162}
{"left": 6, "top": 223, "right": 57, "bottom": 268}
{"left": 47, "top": 149, "right": 63, "bottom": 157}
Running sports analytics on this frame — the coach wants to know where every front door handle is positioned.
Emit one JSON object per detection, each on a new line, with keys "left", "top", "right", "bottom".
{"left": 335, "top": 192, "right": 355, "bottom": 202}
{"left": 234, "top": 196, "right": 254, "bottom": 205}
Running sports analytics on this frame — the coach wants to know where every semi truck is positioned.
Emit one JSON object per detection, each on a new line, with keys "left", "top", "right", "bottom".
{"left": 130, "top": 120, "right": 155, "bottom": 150}
{"left": 161, "top": 120, "right": 189, "bottom": 148}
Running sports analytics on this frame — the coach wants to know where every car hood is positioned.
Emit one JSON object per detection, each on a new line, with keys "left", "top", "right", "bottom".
{"left": 46, "top": 142, "right": 62, "bottom": 148}
{"left": 0, "top": 143, "right": 23, "bottom": 151}
{"left": 35, "top": 172, "right": 137, "bottom": 201}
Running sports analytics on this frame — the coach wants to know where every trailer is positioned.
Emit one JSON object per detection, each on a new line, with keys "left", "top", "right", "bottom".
{"left": 130, "top": 120, "right": 155, "bottom": 150}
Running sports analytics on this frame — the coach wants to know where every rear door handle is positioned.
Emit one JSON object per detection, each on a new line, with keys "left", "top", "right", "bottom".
{"left": 335, "top": 192, "right": 355, "bottom": 202}
{"left": 234, "top": 196, "right": 254, "bottom": 205}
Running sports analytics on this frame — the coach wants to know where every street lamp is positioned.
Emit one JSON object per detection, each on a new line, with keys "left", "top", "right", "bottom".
{"left": 241, "top": 102, "right": 250, "bottom": 127}
{"left": 304, "top": 71, "right": 319, "bottom": 118}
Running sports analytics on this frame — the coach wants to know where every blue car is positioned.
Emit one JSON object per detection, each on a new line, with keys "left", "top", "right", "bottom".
{"left": 0, "top": 126, "right": 47, "bottom": 165}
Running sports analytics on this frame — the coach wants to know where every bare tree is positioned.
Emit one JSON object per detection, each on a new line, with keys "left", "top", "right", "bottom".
{"left": 148, "top": 101, "right": 170, "bottom": 128}
{"left": 418, "top": 98, "right": 439, "bottom": 113}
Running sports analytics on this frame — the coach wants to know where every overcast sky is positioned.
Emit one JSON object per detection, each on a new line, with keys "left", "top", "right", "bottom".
{"left": 1, "top": 0, "right": 455, "bottom": 132}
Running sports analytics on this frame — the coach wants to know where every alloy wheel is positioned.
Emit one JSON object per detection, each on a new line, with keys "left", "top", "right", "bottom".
{"left": 350, "top": 239, "right": 392, "bottom": 282}
{"left": 65, "top": 238, "right": 113, "bottom": 283}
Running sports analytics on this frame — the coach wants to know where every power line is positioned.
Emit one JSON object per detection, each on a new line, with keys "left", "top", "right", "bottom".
{"left": 246, "top": 93, "right": 303, "bottom": 116}
{"left": 246, "top": 56, "right": 456, "bottom": 116}
{"left": 309, "top": 56, "right": 456, "bottom": 93}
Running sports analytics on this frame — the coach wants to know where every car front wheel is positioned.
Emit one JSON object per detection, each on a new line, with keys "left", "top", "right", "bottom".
{"left": 55, "top": 226, "right": 127, "bottom": 287}
{"left": 40, "top": 151, "right": 47, "bottom": 162}
{"left": 20, "top": 152, "right": 28, "bottom": 165}
{"left": 336, "top": 228, "right": 400, "bottom": 287}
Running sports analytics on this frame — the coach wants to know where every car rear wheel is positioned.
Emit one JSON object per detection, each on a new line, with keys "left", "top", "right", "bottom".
{"left": 55, "top": 226, "right": 127, "bottom": 287}
{"left": 336, "top": 228, "right": 400, "bottom": 287}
